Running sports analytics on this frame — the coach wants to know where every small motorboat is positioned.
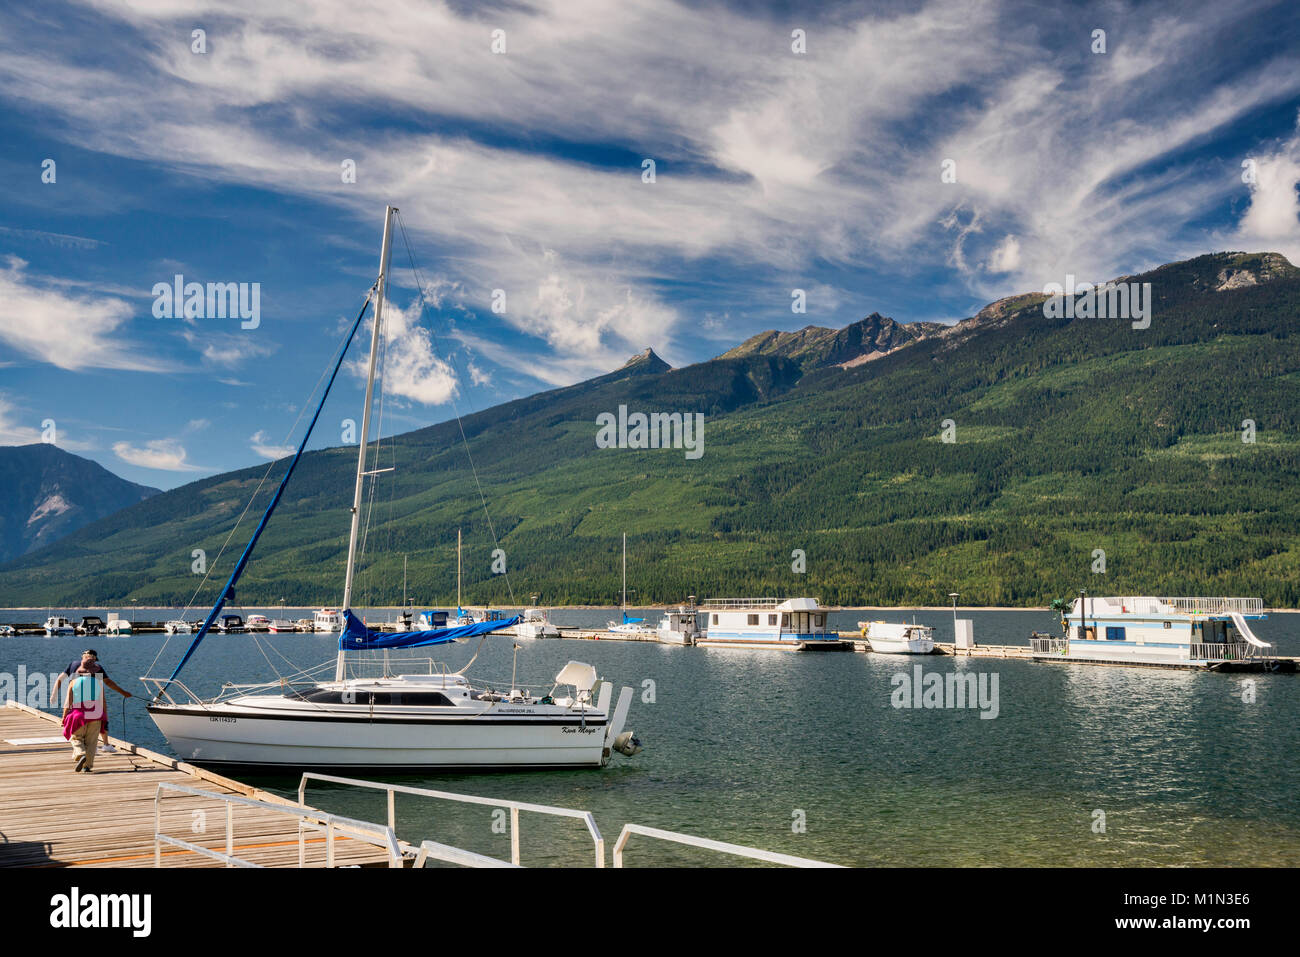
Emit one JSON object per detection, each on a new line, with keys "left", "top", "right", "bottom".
{"left": 44, "top": 616, "right": 77, "bottom": 636}
{"left": 164, "top": 620, "right": 193, "bottom": 635}
{"left": 860, "top": 620, "right": 935, "bottom": 654}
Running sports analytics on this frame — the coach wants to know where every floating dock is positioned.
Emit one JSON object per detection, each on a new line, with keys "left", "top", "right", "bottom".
{"left": 0, "top": 701, "right": 391, "bottom": 868}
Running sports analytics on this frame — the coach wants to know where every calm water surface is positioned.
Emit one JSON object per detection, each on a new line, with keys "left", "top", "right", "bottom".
{"left": 4, "top": 608, "right": 1298, "bottom": 867}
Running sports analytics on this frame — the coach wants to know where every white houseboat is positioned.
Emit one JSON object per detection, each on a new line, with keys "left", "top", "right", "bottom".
{"left": 1030, "top": 595, "right": 1294, "bottom": 671}
{"left": 696, "top": 598, "right": 846, "bottom": 651}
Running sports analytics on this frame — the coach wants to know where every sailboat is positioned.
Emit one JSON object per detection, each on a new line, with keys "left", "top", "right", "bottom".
{"left": 143, "top": 205, "right": 641, "bottom": 769}
{"left": 607, "top": 533, "right": 656, "bottom": 637}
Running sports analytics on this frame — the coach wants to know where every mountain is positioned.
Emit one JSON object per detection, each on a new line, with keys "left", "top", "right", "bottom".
{"left": 0, "top": 444, "right": 160, "bottom": 563}
{"left": 718, "top": 313, "right": 944, "bottom": 370}
{"left": 2, "top": 250, "right": 1299, "bottom": 607}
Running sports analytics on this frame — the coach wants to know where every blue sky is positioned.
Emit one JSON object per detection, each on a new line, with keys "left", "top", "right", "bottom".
{"left": 1, "top": 0, "right": 1298, "bottom": 489}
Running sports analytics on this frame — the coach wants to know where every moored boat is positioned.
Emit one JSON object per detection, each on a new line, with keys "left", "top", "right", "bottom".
{"left": 144, "top": 205, "right": 642, "bottom": 771}
{"left": 696, "top": 597, "right": 846, "bottom": 651}
{"left": 858, "top": 620, "right": 935, "bottom": 654}
{"left": 44, "top": 615, "right": 76, "bottom": 636}
{"left": 1030, "top": 595, "right": 1295, "bottom": 671}
{"left": 657, "top": 605, "right": 702, "bottom": 645}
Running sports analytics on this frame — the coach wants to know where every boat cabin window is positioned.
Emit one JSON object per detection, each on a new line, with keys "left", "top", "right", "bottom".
{"left": 1163, "top": 621, "right": 1171, "bottom": 629}
{"left": 747, "top": 614, "right": 759, "bottom": 625}
{"left": 712, "top": 614, "right": 719, "bottom": 625}
{"left": 768, "top": 614, "right": 778, "bottom": 626}
{"left": 815, "top": 613, "right": 825, "bottom": 629}
{"left": 781, "top": 614, "right": 790, "bottom": 628}
{"left": 284, "top": 687, "right": 453, "bottom": 707}
{"left": 1105, "top": 627, "right": 1125, "bottom": 641}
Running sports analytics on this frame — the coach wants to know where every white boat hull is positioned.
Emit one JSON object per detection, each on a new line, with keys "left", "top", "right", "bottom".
{"left": 149, "top": 705, "right": 612, "bottom": 769}
{"left": 866, "top": 636, "right": 935, "bottom": 654}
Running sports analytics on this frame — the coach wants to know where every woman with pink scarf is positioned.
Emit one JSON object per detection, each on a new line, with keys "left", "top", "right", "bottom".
{"left": 62, "top": 664, "right": 106, "bottom": 773}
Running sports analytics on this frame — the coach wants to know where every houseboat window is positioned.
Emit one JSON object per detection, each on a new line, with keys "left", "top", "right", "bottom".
{"left": 768, "top": 614, "right": 778, "bottom": 626}
{"left": 747, "top": 614, "right": 759, "bottom": 625}
{"left": 1163, "top": 621, "right": 1171, "bottom": 629}
{"left": 712, "top": 614, "right": 719, "bottom": 625}
{"left": 781, "top": 614, "right": 790, "bottom": 627}
{"left": 1105, "top": 627, "right": 1125, "bottom": 641}
{"left": 815, "top": 614, "right": 825, "bottom": 629}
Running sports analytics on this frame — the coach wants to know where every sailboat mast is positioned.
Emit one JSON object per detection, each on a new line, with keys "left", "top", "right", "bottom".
{"left": 622, "top": 531, "right": 627, "bottom": 618}
{"left": 337, "top": 204, "right": 396, "bottom": 681}
{"left": 457, "top": 528, "right": 462, "bottom": 614}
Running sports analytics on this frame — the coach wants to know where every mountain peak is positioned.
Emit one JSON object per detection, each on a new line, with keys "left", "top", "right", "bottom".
{"left": 619, "top": 348, "right": 671, "bottom": 373}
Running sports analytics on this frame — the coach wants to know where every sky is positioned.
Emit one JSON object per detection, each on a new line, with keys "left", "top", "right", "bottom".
{"left": 0, "top": 0, "right": 1298, "bottom": 490}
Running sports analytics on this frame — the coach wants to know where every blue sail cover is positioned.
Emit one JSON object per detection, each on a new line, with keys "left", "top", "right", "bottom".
{"left": 339, "top": 609, "right": 520, "bottom": 650}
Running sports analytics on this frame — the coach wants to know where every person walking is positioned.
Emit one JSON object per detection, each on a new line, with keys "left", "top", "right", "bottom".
{"left": 61, "top": 663, "right": 106, "bottom": 773}
{"left": 51, "top": 650, "right": 132, "bottom": 754}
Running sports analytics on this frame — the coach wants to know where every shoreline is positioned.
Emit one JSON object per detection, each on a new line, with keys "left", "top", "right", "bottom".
{"left": 6, "top": 604, "right": 1298, "bottom": 613}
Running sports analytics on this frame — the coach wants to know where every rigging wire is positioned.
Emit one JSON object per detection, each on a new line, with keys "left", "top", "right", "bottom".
{"left": 145, "top": 285, "right": 377, "bottom": 679}
{"left": 394, "top": 211, "right": 516, "bottom": 606}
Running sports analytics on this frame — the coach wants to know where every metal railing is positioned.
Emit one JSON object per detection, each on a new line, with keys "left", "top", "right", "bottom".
{"left": 299, "top": 772, "right": 605, "bottom": 867}
{"left": 413, "top": 840, "right": 521, "bottom": 868}
{"left": 155, "top": 782, "right": 404, "bottom": 868}
{"left": 1030, "top": 636, "right": 1069, "bottom": 655}
{"left": 1190, "top": 642, "right": 1257, "bottom": 661}
{"left": 612, "top": 824, "right": 843, "bottom": 868}
{"left": 1119, "top": 597, "right": 1263, "bottom": 616}
{"left": 698, "top": 597, "right": 784, "bottom": 608}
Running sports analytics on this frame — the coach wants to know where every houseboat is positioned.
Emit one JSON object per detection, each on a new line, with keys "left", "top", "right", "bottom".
{"left": 695, "top": 598, "right": 846, "bottom": 651}
{"left": 1030, "top": 595, "right": 1295, "bottom": 671}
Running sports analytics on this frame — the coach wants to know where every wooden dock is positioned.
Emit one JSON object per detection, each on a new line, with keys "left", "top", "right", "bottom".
{"left": 0, "top": 701, "right": 392, "bottom": 868}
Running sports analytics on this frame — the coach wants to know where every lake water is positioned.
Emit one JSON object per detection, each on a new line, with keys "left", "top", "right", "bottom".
{"left": 3, "top": 607, "right": 1298, "bottom": 867}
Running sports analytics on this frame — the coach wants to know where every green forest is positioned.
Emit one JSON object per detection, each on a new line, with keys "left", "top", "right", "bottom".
{"left": 2, "top": 252, "right": 1298, "bottom": 609}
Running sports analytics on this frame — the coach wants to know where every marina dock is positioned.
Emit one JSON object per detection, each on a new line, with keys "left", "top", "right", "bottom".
{"left": 0, "top": 701, "right": 391, "bottom": 868}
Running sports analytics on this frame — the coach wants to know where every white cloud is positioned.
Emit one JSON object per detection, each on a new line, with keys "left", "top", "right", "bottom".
{"left": 1233, "top": 122, "right": 1300, "bottom": 262}
{"left": 347, "top": 296, "right": 460, "bottom": 406}
{"left": 113, "top": 438, "right": 203, "bottom": 471}
{"left": 0, "top": 0, "right": 1296, "bottom": 374}
{"left": 0, "top": 256, "right": 166, "bottom": 372}
{"left": 181, "top": 328, "right": 276, "bottom": 367}
{"left": 249, "top": 430, "right": 295, "bottom": 460}
{"left": 987, "top": 236, "right": 1021, "bottom": 274}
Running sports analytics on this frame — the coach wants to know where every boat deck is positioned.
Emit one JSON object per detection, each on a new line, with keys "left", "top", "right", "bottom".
{"left": 0, "top": 701, "right": 391, "bottom": 868}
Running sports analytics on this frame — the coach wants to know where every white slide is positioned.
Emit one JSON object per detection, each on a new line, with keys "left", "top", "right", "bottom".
{"left": 1229, "top": 612, "right": 1272, "bottom": 649}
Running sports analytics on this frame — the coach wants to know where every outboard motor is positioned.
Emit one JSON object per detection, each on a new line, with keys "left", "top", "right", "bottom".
{"left": 613, "top": 731, "right": 643, "bottom": 757}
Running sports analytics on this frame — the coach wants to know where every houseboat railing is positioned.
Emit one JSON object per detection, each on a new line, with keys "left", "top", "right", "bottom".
{"left": 1190, "top": 642, "right": 1259, "bottom": 661}
{"left": 1121, "top": 597, "right": 1263, "bottom": 616}
{"left": 699, "top": 598, "right": 784, "bottom": 609}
